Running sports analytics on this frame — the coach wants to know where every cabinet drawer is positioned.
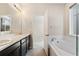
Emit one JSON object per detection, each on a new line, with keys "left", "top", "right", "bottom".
{"left": 0, "top": 41, "right": 20, "bottom": 56}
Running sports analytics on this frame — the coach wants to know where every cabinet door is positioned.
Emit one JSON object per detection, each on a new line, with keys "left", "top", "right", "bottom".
{"left": 8, "top": 47, "right": 20, "bottom": 56}
{"left": 21, "top": 42, "right": 27, "bottom": 56}
{"left": 28, "top": 35, "right": 33, "bottom": 49}
{"left": 26, "top": 38, "right": 29, "bottom": 50}
{"left": 0, "top": 42, "right": 20, "bottom": 56}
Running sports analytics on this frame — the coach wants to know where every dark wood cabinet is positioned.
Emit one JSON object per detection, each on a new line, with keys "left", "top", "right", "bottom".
{"left": 8, "top": 47, "right": 20, "bottom": 56}
{"left": 0, "top": 35, "right": 32, "bottom": 56}
{"left": 21, "top": 38, "right": 27, "bottom": 56}
{"left": 21, "top": 42, "right": 27, "bottom": 56}
{"left": 28, "top": 35, "right": 33, "bottom": 49}
{"left": 0, "top": 41, "right": 20, "bottom": 56}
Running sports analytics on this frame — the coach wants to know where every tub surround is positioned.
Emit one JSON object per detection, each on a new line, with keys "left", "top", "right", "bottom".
{"left": 0, "top": 33, "right": 31, "bottom": 52}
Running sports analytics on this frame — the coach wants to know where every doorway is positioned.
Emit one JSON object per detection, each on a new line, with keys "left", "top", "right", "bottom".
{"left": 32, "top": 15, "right": 45, "bottom": 49}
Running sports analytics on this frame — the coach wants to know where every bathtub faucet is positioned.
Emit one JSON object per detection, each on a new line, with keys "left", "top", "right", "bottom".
{"left": 51, "top": 37, "right": 56, "bottom": 41}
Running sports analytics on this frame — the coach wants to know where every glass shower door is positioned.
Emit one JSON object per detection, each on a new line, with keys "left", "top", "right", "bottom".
{"left": 69, "top": 4, "right": 79, "bottom": 56}
{"left": 72, "top": 4, "right": 79, "bottom": 56}
{"left": 77, "top": 5, "right": 79, "bottom": 56}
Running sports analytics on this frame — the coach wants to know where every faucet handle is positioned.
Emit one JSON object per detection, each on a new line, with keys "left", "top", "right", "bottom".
{"left": 51, "top": 37, "right": 56, "bottom": 41}
{"left": 57, "top": 41, "right": 59, "bottom": 43}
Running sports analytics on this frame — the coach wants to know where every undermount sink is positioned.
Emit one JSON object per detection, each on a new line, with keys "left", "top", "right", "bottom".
{"left": 0, "top": 40, "right": 12, "bottom": 46}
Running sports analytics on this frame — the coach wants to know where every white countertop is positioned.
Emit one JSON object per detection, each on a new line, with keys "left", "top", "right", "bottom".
{"left": 0, "top": 33, "right": 31, "bottom": 51}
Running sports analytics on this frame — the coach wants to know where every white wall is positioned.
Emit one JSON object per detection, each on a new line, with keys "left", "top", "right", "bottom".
{"left": 0, "top": 3, "right": 22, "bottom": 34}
{"left": 0, "top": 3, "right": 71, "bottom": 36}
{"left": 0, "top": 4, "right": 11, "bottom": 15}
{"left": 8, "top": 4, "right": 22, "bottom": 34}
{"left": 0, "top": 3, "right": 72, "bottom": 36}
{"left": 21, "top": 4, "right": 65, "bottom": 35}
{"left": 19, "top": 4, "right": 33, "bottom": 34}
{"left": 48, "top": 4, "right": 65, "bottom": 36}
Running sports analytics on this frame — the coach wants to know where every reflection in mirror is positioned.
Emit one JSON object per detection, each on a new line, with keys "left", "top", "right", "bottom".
{"left": 0, "top": 16, "right": 11, "bottom": 32}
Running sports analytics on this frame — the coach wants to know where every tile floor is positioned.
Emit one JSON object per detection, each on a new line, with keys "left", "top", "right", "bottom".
{"left": 26, "top": 38, "right": 46, "bottom": 56}
{"left": 26, "top": 48, "right": 46, "bottom": 56}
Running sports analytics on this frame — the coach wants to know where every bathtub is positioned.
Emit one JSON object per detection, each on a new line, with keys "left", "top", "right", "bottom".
{"left": 48, "top": 36, "right": 76, "bottom": 56}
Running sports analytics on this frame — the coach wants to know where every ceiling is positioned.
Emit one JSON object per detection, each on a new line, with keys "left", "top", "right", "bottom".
{"left": 18, "top": 3, "right": 65, "bottom": 15}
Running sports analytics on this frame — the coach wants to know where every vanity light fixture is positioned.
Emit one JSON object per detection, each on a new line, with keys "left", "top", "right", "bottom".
{"left": 8, "top": 3, "right": 22, "bottom": 12}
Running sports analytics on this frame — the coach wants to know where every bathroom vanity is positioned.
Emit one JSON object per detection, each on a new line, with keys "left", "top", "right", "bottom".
{"left": 0, "top": 34, "right": 32, "bottom": 56}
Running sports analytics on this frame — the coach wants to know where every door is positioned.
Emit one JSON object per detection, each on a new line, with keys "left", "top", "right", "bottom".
{"left": 44, "top": 10, "right": 48, "bottom": 55}
{"left": 32, "top": 15, "right": 44, "bottom": 49}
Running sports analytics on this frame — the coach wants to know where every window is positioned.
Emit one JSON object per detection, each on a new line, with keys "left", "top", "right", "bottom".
{"left": 0, "top": 16, "right": 11, "bottom": 32}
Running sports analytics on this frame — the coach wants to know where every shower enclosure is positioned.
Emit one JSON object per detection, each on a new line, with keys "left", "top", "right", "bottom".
{"left": 69, "top": 4, "right": 79, "bottom": 56}
{"left": 48, "top": 4, "right": 79, "bottom": 56}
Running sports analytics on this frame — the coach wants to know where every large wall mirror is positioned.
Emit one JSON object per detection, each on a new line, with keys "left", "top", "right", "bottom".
{"left": 0, "top": 16, "right": 11, "bottom": 33}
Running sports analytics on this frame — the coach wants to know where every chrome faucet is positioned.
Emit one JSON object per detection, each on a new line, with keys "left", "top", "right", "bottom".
{"left": 51, "top": 37, "right": 56, "bottom": 41}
